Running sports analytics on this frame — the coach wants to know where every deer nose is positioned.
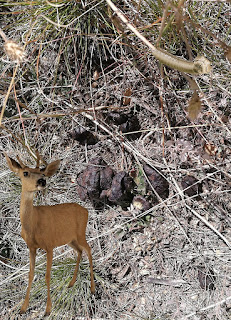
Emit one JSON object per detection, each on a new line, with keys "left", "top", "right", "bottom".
{"left": 37, "top": 178, "right": 46, "bottom": 187}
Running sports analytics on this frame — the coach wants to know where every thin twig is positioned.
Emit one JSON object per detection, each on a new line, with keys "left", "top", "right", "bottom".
{"left": 0, "top": 63, "right": 20, "bottom": 125}
{"left": 163, "top": 158, "right": 231, "bottom": 249}
{"left": 185, "top": 295, "right": 231, "bottom": 318}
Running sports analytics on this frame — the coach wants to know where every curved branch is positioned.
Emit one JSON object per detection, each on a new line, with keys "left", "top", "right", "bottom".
{"left": 106, "top": 0, "right": 211, "bottom": 75}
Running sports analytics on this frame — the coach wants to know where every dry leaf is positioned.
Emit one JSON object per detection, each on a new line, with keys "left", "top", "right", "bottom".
{"left": 204, "top": 142, "right": 217, "bottom": 156}
{"left": 71, "top": 127, "right": 98, "bottom": 145}
{"left": 92, "top": 82, "right": 98, "bottom": 88}
{"left": 111, "top": 14, "right": 125, "bottom": 33}
{"left": 187, "top": 90, "right": 202, "bottom": 120}
{"left": 181, "top": 175, "right": 202, "bottom": 198}
{"left": 225, "top": 46, "right": 231, "bottom": 63}
{"left": 123, "top": 88, "right": 132, "bottom": 106}
{"left": 4, "top": 40, "right": 25, "bottom": 63}
{"left": 93, "top": 70, "right": 100, "bottom": 81}
{"left": 198, "top": 267, "right": 216, "bottom": 290}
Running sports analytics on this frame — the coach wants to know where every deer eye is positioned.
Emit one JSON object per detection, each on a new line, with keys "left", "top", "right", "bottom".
{"left": 23, "top": 172, "right": 29, "bottom": 177}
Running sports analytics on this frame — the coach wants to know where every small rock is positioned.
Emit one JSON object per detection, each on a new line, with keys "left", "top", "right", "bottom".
{"left": 100, "top": 166, "right": 114, "bottom": 191}
{"left": 109, "top": 171, "right": 134, "bottom": 208}
{"left": 133, "top": 195, "right": 151, "bottom": 211}
{"left": 76, "top": 158, "right": 103, "bottom": 201}
{"left": 143, "top": 165, "right": 169, "bottom": 200}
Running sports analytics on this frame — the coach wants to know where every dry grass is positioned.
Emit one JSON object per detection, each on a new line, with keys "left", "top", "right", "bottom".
{"left": 0, "top": 1, "right": 231, "bottom": 319}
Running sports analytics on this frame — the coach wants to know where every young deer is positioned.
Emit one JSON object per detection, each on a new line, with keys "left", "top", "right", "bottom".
{"left": 5, "top": 153, "right": 95, "bottom": 315}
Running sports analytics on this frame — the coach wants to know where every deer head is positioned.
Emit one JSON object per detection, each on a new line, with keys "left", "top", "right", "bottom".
{"left": 4, "top": 152, "right": 60, "bottom": 192}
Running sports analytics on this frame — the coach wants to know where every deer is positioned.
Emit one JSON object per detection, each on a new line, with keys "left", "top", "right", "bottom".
{"left": 4, "top": 152, "right": 95, "bottom": 315}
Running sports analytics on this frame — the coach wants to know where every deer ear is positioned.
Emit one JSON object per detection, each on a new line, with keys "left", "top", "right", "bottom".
{"left": 4, "top": 152, "right": 22, "bottom": 174}
{"left": 43, "top": 160, "right": 60, "bottom": 177}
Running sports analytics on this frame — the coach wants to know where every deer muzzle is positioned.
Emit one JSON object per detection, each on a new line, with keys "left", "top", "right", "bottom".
{"left": 37, "top": 178, "right": 46, "bottom": 188}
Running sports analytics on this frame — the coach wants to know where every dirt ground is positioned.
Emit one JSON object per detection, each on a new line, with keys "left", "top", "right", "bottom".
{"left": 0, "top": 1, "right": 231, "bottom": 319}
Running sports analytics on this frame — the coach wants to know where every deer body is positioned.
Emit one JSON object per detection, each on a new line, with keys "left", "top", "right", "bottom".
{"left": 5, "top": 154, "right": 95, "bottom": 315}
{"left": 20, "top": 202, "right": 88, "bottom": 249}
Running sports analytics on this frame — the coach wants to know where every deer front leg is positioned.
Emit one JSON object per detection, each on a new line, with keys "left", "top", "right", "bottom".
{"left": 20, "top": 248, "right": 36, "bottom": 314}
{"left": 79, "top": 240, "right": 95, "bottom": 294}
{"left": 45, "top": 250, "right": 53, "bottom": 316}
{"left": 86, "top": 245, "right": 95, "bottom": 294}
{"left": 68, "top": 248, "right": 82, "bottom": 288}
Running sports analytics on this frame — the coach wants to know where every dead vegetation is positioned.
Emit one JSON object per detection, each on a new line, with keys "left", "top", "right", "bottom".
{"left": 0, "top": 0, "right": 231, "bottom": 319}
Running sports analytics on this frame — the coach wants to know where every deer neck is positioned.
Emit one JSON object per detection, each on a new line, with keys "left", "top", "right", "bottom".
{"left": 20, "top": 189, "right": 36, "bottom": 236}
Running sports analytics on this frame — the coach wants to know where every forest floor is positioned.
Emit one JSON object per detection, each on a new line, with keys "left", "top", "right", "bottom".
{"left": 0, "top": 1, "right": 231, "bottom": 319}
